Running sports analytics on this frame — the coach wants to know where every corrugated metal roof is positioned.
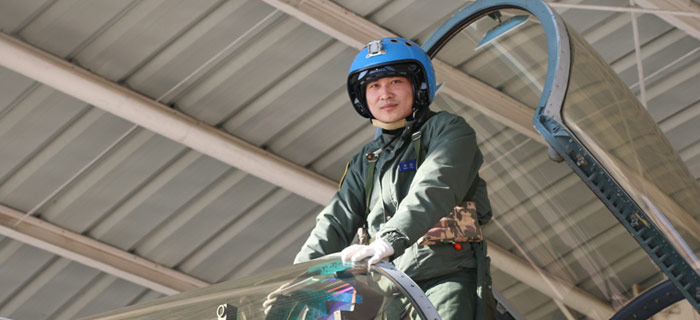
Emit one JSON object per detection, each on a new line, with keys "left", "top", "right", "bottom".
{"left": 0, "top": 0, "right": 698, "bottom": 319}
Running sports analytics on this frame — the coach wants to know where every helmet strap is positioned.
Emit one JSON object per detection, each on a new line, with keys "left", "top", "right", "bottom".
{"left": 371, "top": 118, "right": 407, "bottom": 130}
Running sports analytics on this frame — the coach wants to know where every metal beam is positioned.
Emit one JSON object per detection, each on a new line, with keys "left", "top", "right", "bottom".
{"left": 547, "top": 2, "right": 700, "bottom": 18}
{"left": 630, "top": 0, "right": 648, "bottom": 107}
{"left": 489, "top": 240, "right": 615, "bottom": 318}
{"left": 0, "top": 204, "right": 209, "bottom": 295}
{"left": 635, "top": 0, "right": 700, "bottom": 40}
{"left": 0, "top": 32, "right": 337, "bottom": 206}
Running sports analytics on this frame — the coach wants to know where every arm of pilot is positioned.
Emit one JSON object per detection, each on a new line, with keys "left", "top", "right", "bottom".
{"left": 377, "top": 113, "right": 485, "bottom": 256}
{"left": 294, "top": 153, "right": 367, "bottom": 263}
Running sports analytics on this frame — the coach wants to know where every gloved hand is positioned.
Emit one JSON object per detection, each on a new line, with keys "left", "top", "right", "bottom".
{"left": 262, "top": 281, "right": 291, "bottom": 315}
{"left": 340, "top": 239, "right": 394, "bottom": 269}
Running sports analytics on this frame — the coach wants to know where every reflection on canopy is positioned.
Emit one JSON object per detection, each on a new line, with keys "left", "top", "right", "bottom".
{"left": 433, "top": 9, "right": 546, "bottom": 110}
{"left": 82, "top": 258, "right": 427, "bottom": 319}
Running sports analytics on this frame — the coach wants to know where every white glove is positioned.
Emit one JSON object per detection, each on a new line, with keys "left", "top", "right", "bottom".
{"left": 262, "top": 282, "right": 290, "bottom": 315}
{"left": 340, "top": 239, "right": 394, "bottom": 268}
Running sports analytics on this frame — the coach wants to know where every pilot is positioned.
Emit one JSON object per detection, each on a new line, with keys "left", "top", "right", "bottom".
{"left": 295, "top": 37, "right": 496, "bottom": 319}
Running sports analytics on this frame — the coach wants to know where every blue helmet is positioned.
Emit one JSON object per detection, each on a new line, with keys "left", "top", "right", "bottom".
{"left": 347, "top": 37, "right": 436, "bottom": 119}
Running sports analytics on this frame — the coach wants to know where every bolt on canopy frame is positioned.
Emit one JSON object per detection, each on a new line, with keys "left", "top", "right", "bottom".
{"left": 423, "top": 0, "right": 700, "bottom": 315}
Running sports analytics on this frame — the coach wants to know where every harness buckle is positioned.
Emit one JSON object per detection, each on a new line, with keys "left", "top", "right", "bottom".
{"left": 411, "top": 131, "right": 422, "bottom": 141}
{"left": 365, "top": 152, "right": 379, "bottom": 162}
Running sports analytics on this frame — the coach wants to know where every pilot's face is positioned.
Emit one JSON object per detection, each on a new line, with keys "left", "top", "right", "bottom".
{"left": 366, "top": 76, "right": 413, "bottom": 123}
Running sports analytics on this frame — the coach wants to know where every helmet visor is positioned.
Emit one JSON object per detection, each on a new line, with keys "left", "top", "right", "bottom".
{"left": 351, "top": 62, "right": 420, "bottom": 90}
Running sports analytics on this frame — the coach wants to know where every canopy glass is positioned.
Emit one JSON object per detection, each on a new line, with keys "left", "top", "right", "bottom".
{"left": 426, "top": 1, "right": 700, "bottom": 316}
{"left": 82, "top": 258, "right": 437, "bottom": 319}
{"left": 427, "top": 7, "right": 663, "bottom": 317}
{"left": 563, "top": 26, "right": 700, "bottom": 273}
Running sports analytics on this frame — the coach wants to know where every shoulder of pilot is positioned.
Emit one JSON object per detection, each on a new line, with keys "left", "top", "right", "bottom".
{"left": 349, "top": 135, "right": 384, "bottom": 164}
{"left": 423, "top": 111, "right": 472, "bottom": 133}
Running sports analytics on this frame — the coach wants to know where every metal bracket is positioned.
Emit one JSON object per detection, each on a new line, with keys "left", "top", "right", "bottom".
{"left": 216, "top": 303, "right": 238, "bottom": 320}
{"left": 366, "top": 40, "right": 386, "bottom": 58}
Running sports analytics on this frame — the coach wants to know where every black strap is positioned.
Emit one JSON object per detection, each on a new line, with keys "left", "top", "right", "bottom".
{"left": 363, "top": 153, "right": 378, "bottom": 218}
{"left": 411, "top": 131, "right": 424, "bottom": 166}
{"left": 465, "top": 174, "right": 481, "bottom": 201}
{"left": 472, "top": 241, "right": 487, "bottom": 320}
{"left": 360, "top": 151, "right": 378, "bottom": 245}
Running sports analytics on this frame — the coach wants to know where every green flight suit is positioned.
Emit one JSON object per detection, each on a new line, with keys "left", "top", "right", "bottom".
{"left": 295, "top": 111, "right": 495, "bottom": 319}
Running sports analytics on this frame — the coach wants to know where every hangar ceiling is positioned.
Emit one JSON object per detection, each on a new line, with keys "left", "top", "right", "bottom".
{"left": 0, "top": 0, "right": 699, "bottom": 319}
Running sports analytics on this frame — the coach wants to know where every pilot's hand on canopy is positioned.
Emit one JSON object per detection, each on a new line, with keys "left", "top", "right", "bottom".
{"left": 262, "top": 281, "right": 293, "bottom": 315}
{"left": 341, "top": 239, "right": 394, "bottom": 269}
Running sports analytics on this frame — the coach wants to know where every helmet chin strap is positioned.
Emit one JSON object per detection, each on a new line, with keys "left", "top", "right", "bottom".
{"left": 368, "top": 105, "right": 429, "bottom": 157}
{"left": 371, "top": 118, "right": 407, "bottom": 130}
